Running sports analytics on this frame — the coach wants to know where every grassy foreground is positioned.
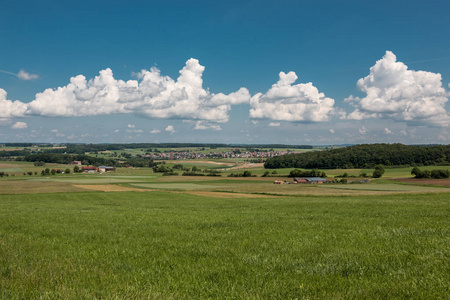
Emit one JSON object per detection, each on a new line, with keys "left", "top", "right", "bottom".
{"left": 0, "top": 191, "right": 449, "bottom": 299}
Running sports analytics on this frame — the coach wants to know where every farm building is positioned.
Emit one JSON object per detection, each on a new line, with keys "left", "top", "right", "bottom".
{"left": 98, "top": 166, "right": 116, "bottom": 173}
{"left": 294, "top": 177, "right": 327, "bottom": 184}
{"left": 81, "top": 166, "right": 98, "bottom": 173}
{"left": 69, "top": 161, "right": 82, "bottom": 165}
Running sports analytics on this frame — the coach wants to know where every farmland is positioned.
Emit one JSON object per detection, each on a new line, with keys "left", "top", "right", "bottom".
{"left": 0, "top": 147, "right": 449, "bottom": 298}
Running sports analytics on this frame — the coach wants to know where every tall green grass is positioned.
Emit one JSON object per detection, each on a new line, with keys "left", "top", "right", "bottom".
{"left": 0, "top": 192, "right": 448, "bottom": 299}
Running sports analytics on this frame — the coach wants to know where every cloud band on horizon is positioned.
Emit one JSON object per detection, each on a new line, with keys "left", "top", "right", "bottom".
{"left": 0, "top": 52, "right": 448, "bottom": 129}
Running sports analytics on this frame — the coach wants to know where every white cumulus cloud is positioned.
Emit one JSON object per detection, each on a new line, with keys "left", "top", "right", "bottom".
{"left": 150, "top": 129, "right": 161, "bottom": 134}
{"left": 193, "top": 121, "right": 222, "bottom": 131}
{"left": 0, "top": 89, "right": 28, "bottom": 121}
{"left": 11, "top": 121, "right": 27, "bottom": 129}
{"left": 268, "top": 122, "right": 280, "bottom": 127}
{"left": 384, "top": 127, "right": 392, "bottom": 134}
{"left": 359, "top": 126, "right": 367, "bottom": 134}
{"left": 26, "top": 58, "right": 250, "bottom": 123}
{"left": 17, "top": 69, "right": 39, "bottom": 80}
{"left": 165, "top": 125, "right": 176, "bottom": 134}
{"left": 249, "top": 71, "right": 335, "bottom": 122}
{"left": 346, "top": 51, "right": 449, "bottom": 127}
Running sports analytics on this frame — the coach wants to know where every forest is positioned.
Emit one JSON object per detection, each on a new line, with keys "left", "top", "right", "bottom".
{"left": 264, "top": 144, "right": 450, "bottom": 169}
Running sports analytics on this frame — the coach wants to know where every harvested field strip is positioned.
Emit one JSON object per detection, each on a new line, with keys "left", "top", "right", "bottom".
{"left": 183, "top": 191, "right": 275, "bottom": 198}
{"left": 0, "top": 180, "right": 84, "bottom": 194}
{"left": 318, "top": 183, "right": 450, "bottom": 192}
{"left": 131, "top": 183, "right": 220, "bottom": 190}
{"left": 73, "top": 185, "right": 152, "bottom": 192}
{"left": 392, "top": 178, "right": 450, "bottom": 187}
{"left": 28, "top": 178, "right": 146, "bottom": 184}
{"left": 0, "top": 168, "right": 23, "bottom": 172}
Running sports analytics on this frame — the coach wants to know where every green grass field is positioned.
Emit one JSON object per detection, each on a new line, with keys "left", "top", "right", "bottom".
{"left": 0, "top": 160, "right": 449, "bottom": 298}
{"left": 0, "top": 191, "right": 448, "bottom": 299}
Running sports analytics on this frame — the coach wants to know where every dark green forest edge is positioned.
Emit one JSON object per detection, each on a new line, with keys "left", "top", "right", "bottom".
{"left": 264, "top": 144, "right": 450, "bottom": 169}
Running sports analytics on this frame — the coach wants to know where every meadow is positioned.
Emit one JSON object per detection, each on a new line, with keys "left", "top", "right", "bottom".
{"left": 1, "top": 191, "right": 449, "bottom": 299}
{"left": 0, "top": 159, "right": 449, "bottom": 298}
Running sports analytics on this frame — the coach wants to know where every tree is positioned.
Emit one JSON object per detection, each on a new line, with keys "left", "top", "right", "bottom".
{"left": 51, "top": 169, "right": 56, "bottom": 175}
{"left": 65, "top": 168, "right": 71, "bottom": 174}
{"left": 411, "top": 167, "right": 422, "bottom": 178}
{"left": 372, "top": 164, "right": 385, "bottom": 178}
{"left": 242, "top": 171, "right": 252, "bottom": 177}
{"left": 73, "top": 165, "right": 80, "bottom": 173}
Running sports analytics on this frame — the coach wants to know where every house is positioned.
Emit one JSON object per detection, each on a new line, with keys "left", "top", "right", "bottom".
{"left": 81, "top": 166, "right": 98, "bottom": 173}
{"left": 69, "top": 161, "right": 82, "bottom": 165}
{"left": 98, "top": 166, "right": 116, "bottom": 173}
{"left": 294, "top": 177, "right": 327, "bottom": 184}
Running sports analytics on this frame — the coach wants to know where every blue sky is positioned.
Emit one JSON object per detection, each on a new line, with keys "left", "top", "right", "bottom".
{"left": 1, "top": 0, "right": 449, "bottom": 145}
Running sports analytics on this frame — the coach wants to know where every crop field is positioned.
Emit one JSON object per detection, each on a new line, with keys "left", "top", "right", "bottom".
{"left": 0, "top": 159, "right": 449, "bottom": 298}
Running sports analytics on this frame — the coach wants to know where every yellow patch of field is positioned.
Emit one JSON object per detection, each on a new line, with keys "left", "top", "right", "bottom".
{"left": 227, "top": 163, "right": 265, "bottom": 170}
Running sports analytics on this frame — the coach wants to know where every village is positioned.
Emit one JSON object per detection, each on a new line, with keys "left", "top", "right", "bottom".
{"left": 143, "top": 149, "right": 302, "bottom": 160}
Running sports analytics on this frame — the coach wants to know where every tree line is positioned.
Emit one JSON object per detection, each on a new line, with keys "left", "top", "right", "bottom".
{"left": 22, "top": 153, "right": 155, "bottom": 168}
{"left": 264, "top": 144, "right": 450, "bottom": 169}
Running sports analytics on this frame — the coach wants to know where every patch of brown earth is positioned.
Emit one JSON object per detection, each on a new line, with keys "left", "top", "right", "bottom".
{"left": 392, "top": 178, "right": 450, "bottom": 187}
{"left": 0, "top": 163, "right": 26, "bottom": 168}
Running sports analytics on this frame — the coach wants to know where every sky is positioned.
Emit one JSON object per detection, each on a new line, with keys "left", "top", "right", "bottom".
{"left": 1, "top": 0, "right": 449, "bottom": 145}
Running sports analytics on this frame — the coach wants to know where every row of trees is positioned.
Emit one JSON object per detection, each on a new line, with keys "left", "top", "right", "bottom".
{"left": 288, "top": 169, "right": 326, "bottom": 178}
{"left": 264, "top": 144, "right": 450, "bottom": 169}
{"left": 411, "top": 167, "right": 450, "bottom": 179}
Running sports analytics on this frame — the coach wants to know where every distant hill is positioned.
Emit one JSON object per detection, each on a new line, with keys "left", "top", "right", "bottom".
{"left": 264, "top": 143, "right": 450, "bottom": 169}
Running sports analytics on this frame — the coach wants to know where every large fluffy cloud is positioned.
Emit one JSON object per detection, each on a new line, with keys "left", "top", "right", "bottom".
{"left": 346, "top": 51, "right": 449, "bottom": 126}
{"left": 0, "top": 89, "right": 28, "bottom": 121}
{"left": 249, "top": 71, "right": 335, "bottom": 122}
{"left": 27, "top": 58, "right": 250, "bottom": 122}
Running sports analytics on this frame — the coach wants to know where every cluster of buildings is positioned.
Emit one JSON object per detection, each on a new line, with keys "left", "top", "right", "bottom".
{"left": 274, "top": 177, "right": 327, "bottom": 184}
{"left": 144, "top": 150, "right": 299, "bottom": 160}
{"left": 80, "top": 166, "right": 116, "bottom": 173}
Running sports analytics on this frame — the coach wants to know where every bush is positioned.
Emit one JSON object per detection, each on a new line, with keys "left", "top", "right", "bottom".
{"left": 182, "top": 172, "right": 205, "bottom": 176}
{"left": 372, "top": 165, "right": 385, "bottom": 178}
{"left": 162, "top": 172, "right": 178, "bottom": 176}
